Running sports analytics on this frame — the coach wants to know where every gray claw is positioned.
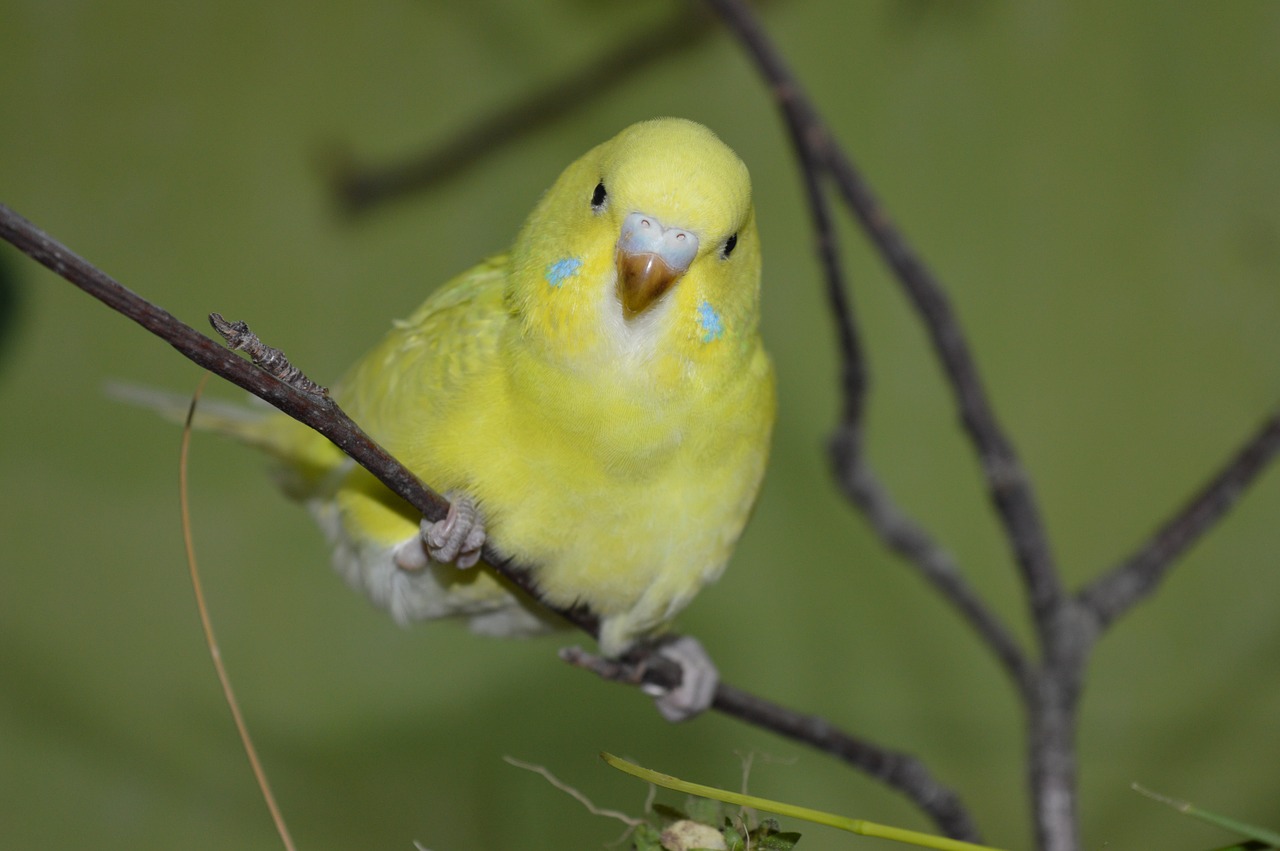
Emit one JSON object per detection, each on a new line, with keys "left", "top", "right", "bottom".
{"left": 424, "top": 492, "right": 485, "bottom": 568}
{"left": 393, "top": 491, "right": 486, "bottom": 572}
{"left": 647, "top": 636, "right": 718, "bottom": 723}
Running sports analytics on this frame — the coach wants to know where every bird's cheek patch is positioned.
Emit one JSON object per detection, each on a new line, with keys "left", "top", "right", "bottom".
{"left": 545, "top": 256, "right": 583, "bottom": 288}
{"left": 697, "top": 300, "right": 725, "bottom": 343}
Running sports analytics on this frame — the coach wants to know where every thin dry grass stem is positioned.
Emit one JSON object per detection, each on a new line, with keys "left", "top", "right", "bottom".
{"left": 181, "top": 374, "right": 297, "bottom": 851}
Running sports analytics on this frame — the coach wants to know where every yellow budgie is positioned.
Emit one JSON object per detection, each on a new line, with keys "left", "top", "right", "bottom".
{"left": 133, "top": 118, "right": 774, "bottom": 720}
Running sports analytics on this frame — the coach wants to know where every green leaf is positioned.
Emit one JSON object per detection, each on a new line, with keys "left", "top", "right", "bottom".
{"left": 750, "top": 818, "right": 802, "bottom": 850}
{"left": 685, "top": 795, "right": 723, "bottom": 826}
{"left": 632, "top": 823, "right": 665, "bottom": 851}
{"left": 754, "top": 830, "right": 803, "bottom": 850}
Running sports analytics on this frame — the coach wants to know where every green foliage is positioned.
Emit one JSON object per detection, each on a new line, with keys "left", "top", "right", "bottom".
{"left": 642, "top": 788, "right": 802, "bottom": 850}
{"left": 748, "top": 818, "right": 802, "bottom": 851}
{"left": 685, "top": 794, "right": 725, "bottom": 828}
{"left": 632, "top": 823, "right": 667, "bottom": 851}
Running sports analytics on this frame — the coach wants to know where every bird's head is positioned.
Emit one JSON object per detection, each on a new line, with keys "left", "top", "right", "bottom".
{"left": 508, "top": 118, "right": 760, "bottom": 372}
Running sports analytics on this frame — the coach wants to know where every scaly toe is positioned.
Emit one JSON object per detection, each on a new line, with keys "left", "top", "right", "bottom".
{"left": 650, "top": 636, "right": 718, "bottom": 723}
{"left": 424, "top": 492, "right": 486, "bottom": 568}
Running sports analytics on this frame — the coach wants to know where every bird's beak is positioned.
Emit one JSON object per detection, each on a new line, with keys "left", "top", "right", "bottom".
{"left": 615, "top": 212, "right": 699, "bottom": 320}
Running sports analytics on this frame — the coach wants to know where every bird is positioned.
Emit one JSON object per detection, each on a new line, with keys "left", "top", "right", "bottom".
{"left": 125, "top": 118, "right": 774, "bottom": 720}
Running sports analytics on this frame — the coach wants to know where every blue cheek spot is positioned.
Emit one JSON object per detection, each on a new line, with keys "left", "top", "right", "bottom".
{"left": 697, "top": 300, "right": 725, "bottom": 343}
{"left": 545, "top": 256, "right": 583, "bottom": 288}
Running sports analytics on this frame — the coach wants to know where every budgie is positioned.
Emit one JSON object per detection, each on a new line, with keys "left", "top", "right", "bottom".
{"left": 135, "top": 118, "right": 774, "bottom": 720}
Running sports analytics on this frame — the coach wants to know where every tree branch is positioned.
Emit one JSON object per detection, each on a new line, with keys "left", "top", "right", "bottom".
{"left": 767, "top": 53, "right": 1032, "bottom": 693}
{"left": 700, "top": 0, "right": 1064, "bottom": 643}
{"left": 562, "top": 647, "right": 981, "bottom": 842}
{"left": 694, "top": 2, "right": 1073, "bottom": 847}
{"left": 833, "top": 447, "right": 1035, "bottom": 693}
{"left": 0, "top": 202, "right": 592, "bottom": 637}
{"left": 712, "top": 682, "right": 982, "bottom": 842}
{"left": 0, "top": 200, "right": 981, "bottom": 841}
{"left": 1078, "top": 410, "right": 1280, "bottom": 632}
{"left": 697, "top": 6, "right": 1280, "bottom": 851}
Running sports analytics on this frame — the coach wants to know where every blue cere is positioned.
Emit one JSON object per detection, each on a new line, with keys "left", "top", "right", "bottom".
{"left": 545, "top": 256, "right": 583, "bottom": 287}
{"left": 697, "top": 300, "right": 725, "bottom": 342}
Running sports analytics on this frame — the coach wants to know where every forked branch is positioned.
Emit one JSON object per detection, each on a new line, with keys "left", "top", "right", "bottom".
{"left": 693, "top": 3, "right": 1280, "bottom": 850}
{"left": 700, "top": 0, "right": 1063, "bottom": 642}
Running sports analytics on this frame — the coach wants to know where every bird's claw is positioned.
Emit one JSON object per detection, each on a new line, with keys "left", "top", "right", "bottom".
{"left": 641, "top": 635, "right": 719, "bottom": 723}
{"left": 393, "top": 491, "right": 486, "bottom": 571}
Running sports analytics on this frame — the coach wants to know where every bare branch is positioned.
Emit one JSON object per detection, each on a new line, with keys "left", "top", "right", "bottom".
{"left": 562, "top": 647, "right": 982, "bottom": 842}
{"left": 832, "top": 446, "right": 1035, "bottom": 693}
{"left": 0, "top": 201, "right": 589, "bottom": 636}
{"left": 776, "top": 82, "right": 866, "bottom": 428}
{"left": 702, "top": 0, "right": 1035, "bottom": 729}
{"left": 758, "top": 18, "right": 1031, "bottom": 692}
{"left": 0, "top": 200, "right": 979, "bottom": 841}
{"left": 1078, "top": 410, "right": 1280, "bottom": 632}
{"left": 700, "top": 0, "right": 1063, "bottom": 639}
{"left": 713, "top": 682, "right": 983, "bottom": 842}
{"left": 696, "top": 5, "right": 1280, "bottom": 849}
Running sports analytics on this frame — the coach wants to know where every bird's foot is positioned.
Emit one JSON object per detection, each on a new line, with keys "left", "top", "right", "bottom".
{"left": 560, "top": 637, "right": 719, "bottom": 722}
{"left": 642, "top": 635, "right": 719, "bottom": 723}
{"left": 393, "top": 491, "right": 486, "bottom": 571}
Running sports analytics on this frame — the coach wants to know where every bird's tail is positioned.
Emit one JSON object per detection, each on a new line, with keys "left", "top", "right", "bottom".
{"left": 105, "top": 380, "right": 344, "bottom": 497}
{"left": 105, "top": 380, "right": 280, "bottom": 446}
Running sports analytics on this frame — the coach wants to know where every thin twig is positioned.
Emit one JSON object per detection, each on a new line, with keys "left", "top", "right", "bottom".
{"left": 561, "top": 647, "right": 981, "bottom": 841}
{"left": 831, "top": 451, "right": 1034, "bottom": 693}
{"left": 698, "top": 6, "right": 1280, "bottom": 851}
{"left": 775, "top": 84, "right": 865, "bottom": 428}
{"left": 712, "top": 683, "right": 983, "bottom": 843}
{"left": 0, "top": 200, "right": 979, "bottom": 841}
{"left": 1078, "top": 410, "right": 1280, "bottom": 632}
{"left": 0, "top": 202, "right": 585, "bottom": 635}
{"left": 695, "top": 1, "right": 1066, "bottom": 846}
{"left": 764, "top": 27, "right": 1030, "bottom": 692}
{"left": 700, "top": 0, "right": 1063, "bottom": 642}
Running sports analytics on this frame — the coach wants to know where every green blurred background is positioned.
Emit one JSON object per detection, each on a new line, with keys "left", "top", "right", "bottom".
{"left": 2, "top": 2, "right": 1277, "bottom": 849}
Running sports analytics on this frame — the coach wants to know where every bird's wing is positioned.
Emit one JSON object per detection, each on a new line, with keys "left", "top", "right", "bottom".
{"left": 332, "top": 254, "right": 510, "bottom": 457}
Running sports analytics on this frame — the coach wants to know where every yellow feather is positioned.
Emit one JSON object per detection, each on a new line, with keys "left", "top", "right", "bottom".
{"left": 247, "top": 119, "right": 773, "bottom": 656}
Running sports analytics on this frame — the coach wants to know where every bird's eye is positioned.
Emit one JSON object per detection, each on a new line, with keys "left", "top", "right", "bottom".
{"left": 721, "top": 233, "right": 738, "bottom": 259}
{"left": 590, "top": 181, "right": 607, "bottom": 211}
